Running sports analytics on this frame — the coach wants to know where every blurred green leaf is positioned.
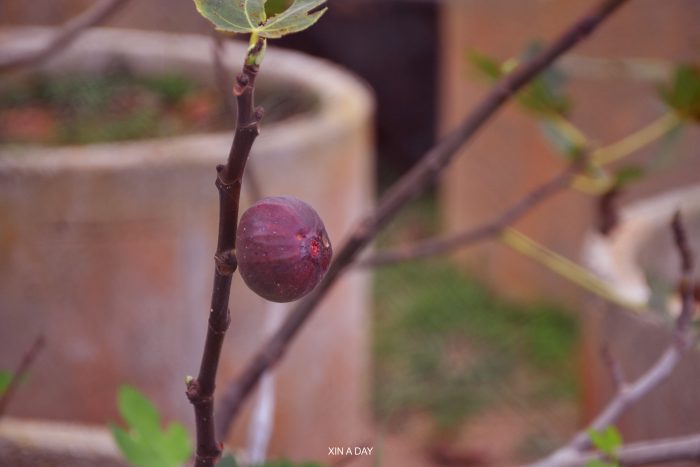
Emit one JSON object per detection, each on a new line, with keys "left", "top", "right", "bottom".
{"left": 588, "top": 426, "right": 622, "bottom": 458}
{"left": 111, "top": 424, "right": 157, "bottom": 467}
{"left": 112, "top": 385, "right": 192, "bottom": 467}
{"left": 0, "top": 371, "right": 11, "bottom": 395}
{"left": 118, "top": 386, "right": 161, "bottom": 440}
{"left": 216, "top": 454, "right": 239, "bottom": 467}
{"left": 160, "top": 423, "right": 194, "bottom": 465}
{"left": 661, "top": 65, "right": 700, "bottom": 121}
{"left": 194, "top": 0, "right": 326, "bottom": 38}
{"left": 585, "top": 460, "right": 617, "bottom": 467}
{"left": 613, "top": 165, "right": 646, "bottom": 188}
{"left": 468, "top": 50, "right": 503, "bottom": 81}
{"left": 469, "top": 45, "right": 570, "bottom": 116}
{"left": 539, "top": 119, "right": 584, "bottom": 159}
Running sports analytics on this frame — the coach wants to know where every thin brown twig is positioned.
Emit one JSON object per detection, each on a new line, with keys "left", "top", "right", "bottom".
{"left": 0, "top": 335, "right": 46, "bottom": 417}
{"left": 215, "top": 0, "right": 631, "bottom": 439}
{"left": 0, "top": 0, "right": 130, "bottom": 74}
{"left": 186, "top": 38, "right": 266, "bottom": 467}
{"left": 601, "top": 343, "right": 626, "bottom": 392}
{"left": 357, "top": 158, "right": 584, "bottom": 268}
{"left": 529, "top": 212, "right": 697, "bottom": 467}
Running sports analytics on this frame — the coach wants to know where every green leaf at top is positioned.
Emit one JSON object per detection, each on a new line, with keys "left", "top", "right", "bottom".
{"left": 194, "top": 0, "right": 267, "bottom": 34}
{"left": 257, "top": 0, "right": 327, "bottom": 38}
{"left": 194, "top": 0, "right": 327, "bottom": 38}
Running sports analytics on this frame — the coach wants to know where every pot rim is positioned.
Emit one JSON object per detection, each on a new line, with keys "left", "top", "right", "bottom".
{"left": 583, "top": 183, "right": 700, "bottom": 312}
{"left": 0, "top": 27, "right": 374, "bottom": 172}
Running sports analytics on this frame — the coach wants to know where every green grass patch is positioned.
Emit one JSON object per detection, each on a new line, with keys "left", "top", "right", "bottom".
{"left": 372, "top": 196, "right": 578, "bottom": 430}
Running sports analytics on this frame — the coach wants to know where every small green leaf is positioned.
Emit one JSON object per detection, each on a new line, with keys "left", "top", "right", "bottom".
{"left": 111, "top": 424, "right": 155, "bottom": 467}
{"left": 468, "top": 50, "right": 503, "bottom": 80}
{"left": 118, "top": 385, "right": 161, "bottom": 439}
{"left": 194, "top": 0, "right": 267, "bottom": 34}
{"left": 257, "top": 0, "right": 327, "bottom": 38}
{"left": 661, "top": 65, "right": 700, "bottom": 121}
{"left": 216, "top": 454, "right": 239, "bottom": 467}
{"left": 613, "top": 165, "right": 646, "bottom": 188}
{"left": 160, "top": 423, "right": 193, "bottom": 465}
{"left": 0, "top": 371, "right": 12, "bottom": 395}
{"left": 588, "top": 426, "right": 622, "bottom": 457}
{"left": 585, "top": 460, "right": 617, "bottom": 467}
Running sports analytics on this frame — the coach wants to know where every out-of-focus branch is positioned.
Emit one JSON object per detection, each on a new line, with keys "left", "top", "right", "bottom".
{"left": 0, "top": 335, "right": 45, "bottom": 417}
{"left": 215, "top": 0, "right": 631, "bottom": 439}
{"left": 357, "top": 158, "right": 583, "bottom": 268}
{"left": 0, "top": 0, "right": 130, "bottom": 73}
{"left": 535, "top": 433, "right": 700, "bottom": 467}
{"left": 529, "top": 212, "right": 697, "bottom": 467}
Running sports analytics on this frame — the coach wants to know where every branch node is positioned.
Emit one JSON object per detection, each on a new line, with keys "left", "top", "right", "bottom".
{"left": 215, "top": 250, "right": 238, "bottom": 276}
{"left": 254, "top": 106, "right": 265, "bottom": 122}
{"left": 233, "top": 73, "right": 250, "bottom": 96}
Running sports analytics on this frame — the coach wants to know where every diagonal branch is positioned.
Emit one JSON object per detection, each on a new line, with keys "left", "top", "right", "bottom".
{"left": 357, "top": 158, "right": 584, "bottom": 268}
{"left": 0, "top": 0, "right": 130, "bottom": 74}
{"left": 0, "top": 335, "right": 45, "bottom": 417}
{"left": 215, "top": 0, "right": 631, "bottom": 439}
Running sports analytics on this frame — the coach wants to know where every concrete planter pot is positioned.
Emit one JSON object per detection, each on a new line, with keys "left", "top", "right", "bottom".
{"left": 0, "top": 27, "right": 374, "bottom": 463}
{"left": 581, "top": 185, "right": 700, "bottom": 445}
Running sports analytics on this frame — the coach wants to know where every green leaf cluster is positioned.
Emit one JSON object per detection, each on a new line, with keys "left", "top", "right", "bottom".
{"left": 111, "top": 386, "right": 192, "bottom": 467}
{"left": 585, "top": 426, "right": 622, "bottom": 467}
{"left": 661, "top": 65, "right": 700, "bottom": 121}
{"left": 468, "top": 47, "right": 571, "bottom": 117}
{"left": 193, "top": 0, "right": 327, "bottom": 38}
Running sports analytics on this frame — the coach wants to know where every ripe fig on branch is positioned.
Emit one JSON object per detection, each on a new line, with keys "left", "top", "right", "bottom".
{"left": 236, "top": 196, "right": 332, "bottom": 303}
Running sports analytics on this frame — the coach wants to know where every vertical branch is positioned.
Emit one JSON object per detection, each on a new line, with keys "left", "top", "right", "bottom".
{"left": 186, "top": 37, "right": 266, "bottom": 467}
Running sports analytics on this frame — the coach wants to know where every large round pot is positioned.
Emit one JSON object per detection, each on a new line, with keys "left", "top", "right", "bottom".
{"left": 581, "top": 184, "right": 700, "bottom": 446}
{"left": 0, "top": 27, "right": 374, "bottom": 462}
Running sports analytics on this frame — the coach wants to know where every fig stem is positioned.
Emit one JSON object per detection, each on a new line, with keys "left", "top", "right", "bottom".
{"left": 187, "top": 41, "right": 264, "bottom": 467}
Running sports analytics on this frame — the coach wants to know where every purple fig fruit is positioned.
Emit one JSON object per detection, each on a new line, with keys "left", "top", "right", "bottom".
{"left": 236, "top": 196, "right": 332, "bottom": 303}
